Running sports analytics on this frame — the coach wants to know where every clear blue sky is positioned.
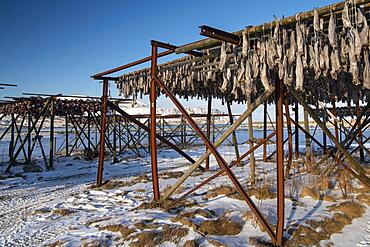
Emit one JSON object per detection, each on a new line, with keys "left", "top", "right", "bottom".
{"left": 0, "top": 0, "right": 338, "bottom": 116}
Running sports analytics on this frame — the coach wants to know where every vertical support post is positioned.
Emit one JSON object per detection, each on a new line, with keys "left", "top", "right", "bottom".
{"left": 323, "top": 114, "right": 327, "bottom": 154}
{"left": 49, "top": 99, "right": 55, "bottom": 169}
{"left": 294, "top": 101, "right": 299, "bottom": 159}
{"left": 212, "top": 115, "right": 215, "bottom": 142}
{"left": 332, "top": 98, "right": 340, "bottom": 165}
{"left": 304, "top": 109, "right": 311, "bottom": 169}
{"left": 9, "top": 113, "right": 15, "bottom": 164}
{"left": 339, "top": 116, "right": 343, "bottom": 143}
{"left": 275, "top": 78, "right": 285, "bottom": 246}
{"left": 65, "top": 114, "right": 69, "bottom": 156}
{"left": 119, "top": 117, "right": 122, "bottom": 152}
{"left": 97, "top": 79, "right": 109, "bottom": 187}
{"left": 226, "top": 100, "right": 240, "bottom": 161}
{"left": 206, "top": 96, "right": 212, "bottom": 171}
{"left": 27, "top": 112, "right": 31, "bottom": 162}
{"left": 356, "top": 100, "right": 364, "bottom": 162}
{"left": 87, "top": 112, "right": 91, "bottom": 151}
{"left": 247, "top": 98, "right": 256, "bottom": 183}
{"left": 150, "top": 42, "right": 160, "bottom": 201}
{"left": 112, "top": 105, "right": 118, "bottom": 163}
{"left": 263, "top": 101, "right": 268, "bottom": 162}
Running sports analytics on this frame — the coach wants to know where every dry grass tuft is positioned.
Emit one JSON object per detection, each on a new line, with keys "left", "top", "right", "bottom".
{"left": 286, "top": 200, "right": 366, "bottom": 246}
{"left": 171, "top": 208, "right": 216, "bottom": 230}
{"left": 136, "top": 198, "right": 196, "bottom": 212}
{"left": 129, "top": 225, "right": 188, "bottom": 247}
{"left": 99, "top": 224, "right": 135, "bottom": 238}
{"left": 183, "top": 239, "right": 199, "bottom": 247}
{"left": 243, "top": 211, "right": 275, "bottom": 233}
{"left": 248, "top": 236, "right": 275, "bottom": 247}
{"left": 300, "top": 185, "right": 336, "bottom": 202}
{"left": 81, "top": 238, "right": 109, "bottom": 247}
{"left": 159, "top": 171, "right": 184, "bottom": 179}
{"left": 207, "top": 239, "right": 228, "bottom": 246}
{"left": 85, "top": 216, "right": 112, "bottom": 226}
{"left": 203, "top": 185, "right": 276, "bottom": 201}
{"left": 44, "top": 240, "right": 68, "bottom": 247}
{"left": 52, "top": 208, "right": 75, "bottom": 216}
{"left": 327, "top": 201, "right": 365, "bottom": 219}
{"left": 198, "top": 217, "right": 243, "bottom": 235}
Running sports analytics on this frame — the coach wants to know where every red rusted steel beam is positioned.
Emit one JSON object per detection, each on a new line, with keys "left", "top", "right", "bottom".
{"left": 275, "top": 79, "right": 285, "bottom": 246}
{"left": 199, "top": 25, "right": 240, "bottom": 45}
{"left": 150, "top": 44, "right": 160, "bottom": 201}
{"left": 96, "top": 79, "right": 109, "bottom": 187}
{"left": 294, "top": 102, "right": 299, "bottom": 159}
{"left": 179, "top": 131, "right": 276, "bottom": 200}
{"left": 154, "top": 75, "right": 277, "bottom": 244}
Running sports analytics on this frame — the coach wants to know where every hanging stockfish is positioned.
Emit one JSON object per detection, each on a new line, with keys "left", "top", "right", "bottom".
{"left": 219, "top": 42, "right": 228, "bottom": 70}
{"left": 328, "top": 12, "right": 337, "bottom": 48}
{"left": 242, "top": 30, "right": 249, "bottom": 57}
{"left": 357, "top": 7, "right": 369, "bottom": 46}
{"left": 287, "top": 30, "right": 296, "bottom": 64}
{"left": 295, "top": 52, "right": 304, "bottom": 90}
{"left": 313, "top": 8, "right": 321, "bottom": 33}
{"left": 342, "top": 2, "right": 352, "bottom": 30}
{"left": 349, "top": 40, "right": 360, "bottom": 84}
{"left": 363, "top": 50, "right": 370, "bottom": 89}
{"left": 245, "top": 58, "right": 254, "bottom": 95}
{"left": 251, "top": 44, "right": 260, "bottom": 79}
{"left": 295, "top": 17, "right": 304, "bottom": 90}
{"left": 261, "top": 60, "right": 271, "bottom": 91}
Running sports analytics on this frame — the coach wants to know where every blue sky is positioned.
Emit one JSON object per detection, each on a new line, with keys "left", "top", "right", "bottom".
{"left": 0, "top": 0, "right": 338, "bottom": 117}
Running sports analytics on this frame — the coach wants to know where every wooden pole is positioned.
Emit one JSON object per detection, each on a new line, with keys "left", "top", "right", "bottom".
{"left": 206, "top": 96, "right": 212, "bottom": 171}
{"left": 112, "top": 106, "right": 118, "bottom": 163}
{"left": 9, "top": 113, "right": 15, "bottom": 164}
{"left": 65, "top": 115, "right": 69, "bottom": 156}
{"left": 284, "top": 97, "right": 293, "bottom": 177}
{"left": 247, "top": 98, "right": 255, "bottom": 183}
{"left": 304, "top": 108, "right": 311, "bottom": 170}
{"left": 226, "top": 100, "right": 240, "bottom": 161}
{"left": 49, "top": 99, "right": 55, "bottom": 169}
{"left": 263, "top": 102, "right": 268, "bottom": 162}
{"left": 356, "top": 100, "right": 365, "bottom": 162}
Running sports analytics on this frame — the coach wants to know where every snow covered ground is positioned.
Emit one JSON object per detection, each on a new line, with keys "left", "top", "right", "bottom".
{"left": 0, "top": 146, "right": 369, "bottom": 247}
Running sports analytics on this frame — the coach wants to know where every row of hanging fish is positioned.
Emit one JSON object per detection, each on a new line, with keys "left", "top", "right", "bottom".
{"left": 116, "top": 1, "right": 370, "bottom": 103}
{"left": 0, "top": 98, "right": 101, "bottom": 116}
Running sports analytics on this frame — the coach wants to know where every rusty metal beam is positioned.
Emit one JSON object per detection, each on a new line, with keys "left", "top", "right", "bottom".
{"left": 275, "top": 79, "right": 285, "bottom": 246}
{"left": 199, "top": 25, "right": 240, "bottom": 45}
{"left": 96, "top": 79, "right": 109, "bottom": 187}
